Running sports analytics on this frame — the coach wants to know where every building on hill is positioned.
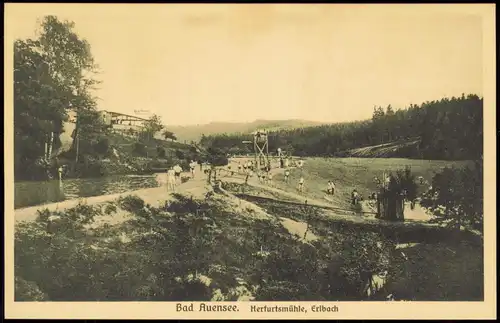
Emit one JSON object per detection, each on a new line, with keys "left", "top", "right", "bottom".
{"left": 102, "top": 111, "right": 148, "bottom": 137}
{"left": 65, "top": 109, "right": 160, "bottom": 140}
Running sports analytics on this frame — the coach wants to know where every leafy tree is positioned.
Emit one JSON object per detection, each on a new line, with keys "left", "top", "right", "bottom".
{"left": 14, "top": 15, "right": 100, "bottom": 180}
{"left": 205, "top": 146, "right": 229, "bottom": 183}
{"left": 141, "top": 114, "right": 164, "bottom": 140}
{"left": 163, "top": 130, "right": 177, "bottom": 142}
{"left": 420, "top": 161, "right": 483, "bottom": 232}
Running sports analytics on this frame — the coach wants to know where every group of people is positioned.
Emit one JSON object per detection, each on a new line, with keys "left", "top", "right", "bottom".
{"left": 164, "top": 163, "right": 184, "bottom": 191}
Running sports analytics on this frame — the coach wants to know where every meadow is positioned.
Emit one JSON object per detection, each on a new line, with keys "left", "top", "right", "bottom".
{"left": 264, "top": 157, "right": 472, "bottom": 211}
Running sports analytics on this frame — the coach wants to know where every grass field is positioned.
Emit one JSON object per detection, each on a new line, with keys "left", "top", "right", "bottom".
{"left": 265, "top": 157, "right": 472, "bottom": 211}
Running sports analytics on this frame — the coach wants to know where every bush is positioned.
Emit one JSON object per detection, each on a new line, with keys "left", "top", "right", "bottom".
{"left": 420, "top": 162, "right": 483, "bottom": 231}
{"left": 157, "top": 146, "right": 166, "bottom": 158}
{"left": 94, "top": 138, "right": 110, "bottom": 155}
{"left": 15, "top": 276, "right": 48, "bottom": 301}
{"left": 133, "top": 143, "right": 147, "bottom": 157}
{"left": 15, "top": 194, "right": 397, "bottom": 302}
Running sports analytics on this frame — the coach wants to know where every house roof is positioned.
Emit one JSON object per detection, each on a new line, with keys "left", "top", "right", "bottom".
{"left": 102, "top": 110, "right": 149, "bottom": 122}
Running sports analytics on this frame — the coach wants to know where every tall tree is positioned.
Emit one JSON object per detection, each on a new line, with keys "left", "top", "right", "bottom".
{"left": 141, "top": 114, "right": 164, "bottom": 141}
{"left": 14, "top": 16, "right": 101, "bottom": 180}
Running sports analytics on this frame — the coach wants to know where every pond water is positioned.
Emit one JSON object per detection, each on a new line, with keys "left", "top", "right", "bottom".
{"left": 14, "top": 174, "right": 161, "bottom": 209}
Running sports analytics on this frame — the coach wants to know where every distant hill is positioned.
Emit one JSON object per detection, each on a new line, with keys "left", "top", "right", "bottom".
{"left": 165, "top": 119, "right": 328, "bottom": 143}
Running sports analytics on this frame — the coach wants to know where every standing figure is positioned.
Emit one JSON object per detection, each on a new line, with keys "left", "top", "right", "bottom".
{"left": 58, "top": 165, "right": 64, "bottom": 182}
{"left": 189, "top": 160, "right": 197, "bottom": 178}
{"left": 167, "top": 167, "right": 176, "bottom": 192}
{"left": 173, "top": 164, "right": 183, "bottom": 185}
{"left": 351, "top": 189, "right": 360, "bottom": 205}
{"left": 267, "top": 172, "right": 273, "bottom": 187}
{"left": 297, "top": 159, "right": 304, "bottom": 169}
{"left": 298, "top": 177, "right": 305, "bottom": 193}
{"left": 284, "top": 169, "right": 290, "bottom": 183}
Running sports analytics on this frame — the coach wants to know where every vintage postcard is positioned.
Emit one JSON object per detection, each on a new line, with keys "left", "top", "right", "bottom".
{"left": 4, "top": 3, "right": 496, "bottom": 320}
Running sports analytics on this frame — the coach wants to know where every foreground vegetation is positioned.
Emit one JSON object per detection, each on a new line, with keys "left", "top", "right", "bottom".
{"left": 16, "top": 192, "right": 402, "bottom": 301}
{"left": 15, "top": 184, "right": 483, "bottom": 302}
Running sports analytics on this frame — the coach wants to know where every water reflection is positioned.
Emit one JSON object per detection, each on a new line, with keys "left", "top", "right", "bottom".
{"left": 15, "top": 174, "right": 160, "bottom": 209}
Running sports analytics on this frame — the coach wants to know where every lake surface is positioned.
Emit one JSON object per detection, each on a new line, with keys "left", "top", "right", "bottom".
{"left": 14, "top": 174, "right": 161, "bottom": 209}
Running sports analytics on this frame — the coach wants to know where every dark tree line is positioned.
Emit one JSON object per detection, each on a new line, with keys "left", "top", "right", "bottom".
{"left": 200, "top": 94, "right": 483, "bottom": 161}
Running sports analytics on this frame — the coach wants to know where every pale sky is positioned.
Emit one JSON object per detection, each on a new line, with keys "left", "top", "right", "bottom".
{"left": 6, "top": 4, "right": 486, "bottom": 126}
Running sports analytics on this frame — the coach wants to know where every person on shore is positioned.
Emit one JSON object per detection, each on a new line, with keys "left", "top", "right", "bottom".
{"left": 198, "top": 159, "right": 203, "bottom": 171}
{"left": 167, "top": 167, "right": 176, "bottom": 192}
{"left": 284, "top": 169, "right": 290, "bottom": 183}
{"left": 58, "top": 165, "right": 64, "bottom": 181}
{"left": 298, "top": 176, "right": 305, "bottom": 193}
{"left": 173, "top": 164, "right": 183, "bottom": 185}
{"left": 237, "top": 161, "right": 242, "bottom": 173}
{"left": 297, "top": 159, "right": 304, "bottom": 169}
{"left": 267, "top": 172, "right": 273, "bottom": 186}
{"left": 189, "top": 160, "right": 197, "bottom": 178}
{"left": 351, "top": 189, "right": 360, "bottom": 205}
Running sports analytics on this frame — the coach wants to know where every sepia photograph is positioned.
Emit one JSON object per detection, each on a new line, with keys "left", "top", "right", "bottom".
{"left": 4, "top": 3, "right": 496, "bottom": 320}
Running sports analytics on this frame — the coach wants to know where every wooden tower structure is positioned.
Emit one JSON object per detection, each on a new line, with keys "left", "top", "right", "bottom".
{"left": 253, "top": 129, "right": 270, "bottom": 170}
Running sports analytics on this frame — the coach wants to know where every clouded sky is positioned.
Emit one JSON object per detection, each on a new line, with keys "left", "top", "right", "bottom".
{"left": 6, "top": 4, "right": 486, "bottom": 126}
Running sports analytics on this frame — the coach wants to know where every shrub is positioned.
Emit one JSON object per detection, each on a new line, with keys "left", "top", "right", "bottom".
{"left": 93, "top": 138, "right": 110, "bottom": 155}
{"left": 420, "top": 162, "right": 483, "bottom": 231}
{"left": 133, "top": 143, "right": 147, "bottom": 157}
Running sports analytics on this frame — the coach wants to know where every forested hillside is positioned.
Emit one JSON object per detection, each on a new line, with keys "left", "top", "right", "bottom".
{"left": 200, "top": 95, "right": 483, "bottom": 161}
{"left": 166, "top": 119, "right": 327, "bottom": 143}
